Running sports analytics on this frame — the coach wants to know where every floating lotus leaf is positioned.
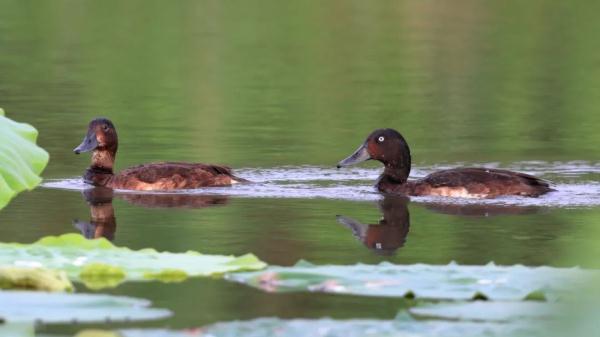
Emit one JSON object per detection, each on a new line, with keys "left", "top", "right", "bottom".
{"left": 409, "top": 301, "right": 561, "bottom": 322}
{"left": 0, "top": 290, "right": 170, "bottom": 324}
{"left": 117, "top": 313, "right": 547, "bottom": 337}
{"left": 0, "top": 233, "right": 267, "bottom": 289}
{"left": 74, "top": 330, "right": 121, "bottom": 337}
{"left": 227, "top": 261, "right": 594, "bottom": 301}
{"left": 0, "top": 267, "right": 73, "bottom": 292}
{"left": 0, "top": 322, "right": 34, "bottom": 337}
{"left": 0, "top": 108, "right": 49, "bottom": 209}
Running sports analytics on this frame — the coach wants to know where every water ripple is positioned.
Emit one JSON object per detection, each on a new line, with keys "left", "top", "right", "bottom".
{"left": 42, "top": 162, "right": 600, "bottom": 207}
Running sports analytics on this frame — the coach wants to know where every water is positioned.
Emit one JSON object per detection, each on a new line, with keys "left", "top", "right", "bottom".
{"left": 0, "top": 0, "right": 599, "bottom": 334}
{"left": 43, "top": 162, "right": 600, "bottom": 206}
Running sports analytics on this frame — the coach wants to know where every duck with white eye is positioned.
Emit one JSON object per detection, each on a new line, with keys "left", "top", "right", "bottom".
{"left": 336, "top": 128, "right": 554, "bottom": 198}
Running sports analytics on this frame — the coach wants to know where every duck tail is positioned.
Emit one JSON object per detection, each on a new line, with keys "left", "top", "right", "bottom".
{"left": 231, "top": 175, "right": 251, "bottom": 184}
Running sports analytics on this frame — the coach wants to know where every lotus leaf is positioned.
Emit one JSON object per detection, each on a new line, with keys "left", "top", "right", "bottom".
{"left": 0, "top": 233, "right": 267, "bottom": 289}
{"left": 0, "top": 108, "right": 49, "bottom": 209}
{"left": 117, "top": 313, "right": 547, "bottom": 337}
{"left": 0, "top": 267, "right": 73, "bottom": 292}
{"left": 409, "top": 301, "right": 561, "bottom": 322}
{"left": 227, "top": 261, "right": 593, "bottom": 301}
{"left": 0, "top": 291, "right": 170, "bottom": 323}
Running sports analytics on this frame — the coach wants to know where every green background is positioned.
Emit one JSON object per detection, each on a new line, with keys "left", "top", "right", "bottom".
{"left": 0, "top": 0, "right": 599, "bottom": 332}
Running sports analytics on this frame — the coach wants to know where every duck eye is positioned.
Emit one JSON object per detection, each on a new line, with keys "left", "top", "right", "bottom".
{"left": 377, "top": 136, "right": 385, "bottom": 143}
{"left": 102, "top": 125, "right": 109, "bottom": 131}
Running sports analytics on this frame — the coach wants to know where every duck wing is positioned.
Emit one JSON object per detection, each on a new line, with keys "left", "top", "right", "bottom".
{"left": 113, "top": 162, "right": 240, "bottom": 190}
{"left": 417, "top": 167, "right": 553, "bottom": 197}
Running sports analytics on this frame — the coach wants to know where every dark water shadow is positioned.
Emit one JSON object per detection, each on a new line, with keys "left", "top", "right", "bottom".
{"left": 73, "top": 187, "right": 230, "bottom": 241}
{"left": 336, "top": 195, "right": 411, "bottom": 256}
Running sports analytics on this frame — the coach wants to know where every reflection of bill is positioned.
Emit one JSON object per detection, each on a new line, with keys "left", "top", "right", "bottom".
{"left": 73, "top": 187, "right": 230, "bottom": 241}
{"left": 337, "top": 196, "right": 410, "bottom": 256}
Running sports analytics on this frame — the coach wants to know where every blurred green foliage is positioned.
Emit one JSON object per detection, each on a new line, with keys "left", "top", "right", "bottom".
{"left": 0, "top": 109, "right": 49, "bottom": 209}
{"left": 0, "top": 0, "right": 598, "bottom": 175}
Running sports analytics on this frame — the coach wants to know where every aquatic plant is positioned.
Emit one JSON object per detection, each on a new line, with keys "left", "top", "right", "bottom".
{"left": 227, "top": 261, "right": 593, "bottom": 301}
{"left": 0, "top": 108, "right": 49, "bottom": 209}
{"left": 0, "top": 291, "right": 170, "bottom": 324}
{"left": 0, "top": 233, "right": 266, "bottom": 289}
{"left": 0, "top": 267, "right": 73, "bottom": 292}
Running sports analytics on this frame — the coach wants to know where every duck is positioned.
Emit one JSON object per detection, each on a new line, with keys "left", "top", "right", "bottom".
{"left": 337, "top": 128, "right": 554, "bottom": 198}
{"left": 73, "top": 118, "right": 247, "bottom": 190}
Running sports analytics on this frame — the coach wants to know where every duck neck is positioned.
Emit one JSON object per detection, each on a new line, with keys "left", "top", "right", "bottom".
{"left": 380, "top": 146, "right": 411, "bottom": 184}
{"left": 85, "top": 149, "right": 116, "bottom": 187}
{"left": 91, "top": 149, "right": 115, "bottom": 172}
{"left": 382, "top": 165, "right": 410, "bottom": 184}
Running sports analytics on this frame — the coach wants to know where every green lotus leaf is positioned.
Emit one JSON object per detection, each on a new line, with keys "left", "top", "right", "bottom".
{"left": 0, "top": 108, "right": 49, "bottom": 209}
{"left": 227, "top": 261, "right": 595, "bottom": 301}
{"left": 79, "top": 263, "right": 126, "bottom": 290}
{"left": 409, "top": 301, "right": 561, "bottom": 322}
{"left": 0, "top": 267, "right": 73, "bottom": 292}
{"left": 117, "top": 313, "right": 548, "bottom": 337}
{"left": 0, "top": 290, "right": 170, "bottom": 324}
{"left": 0, "top": 322, "right": 34, "bottom": 337}
{"left": 0, "top": 233, "right": 267, "bottom": 289}
{"left": 74, "top": 330, "right": 121, "bottom": 337}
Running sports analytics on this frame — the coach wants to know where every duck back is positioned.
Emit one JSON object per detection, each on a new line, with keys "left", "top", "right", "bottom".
{"left": 405, "top": 167, "right": 553, "bottom": 198}
{"left": 109, "top": 162, "right": 245, "bottom": 191}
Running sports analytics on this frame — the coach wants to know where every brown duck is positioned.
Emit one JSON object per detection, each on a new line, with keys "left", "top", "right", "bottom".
{"left": 337, "top": 129, "right": 554, "bottom": 198}
{"left": 74, "top": 118, "right": 247, "bottom": 190}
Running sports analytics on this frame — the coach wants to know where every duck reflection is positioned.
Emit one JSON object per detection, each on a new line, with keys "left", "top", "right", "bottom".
{"left": 422, "top": 202, "right": 541, "bottom": 216}
{"left": 119, "top": 193, "right": 229, "bottom": 208}
{"left": 74, "top": 187, "right": 230, "bottom": 241}
{"left": 73, "top": 187, "right": 116, "bottom": 240}
{"left": 336, "top": 196, "right": 542, "bottom": 255}
{"left": 336, "top": 195, "right": 410, "bottom": 256}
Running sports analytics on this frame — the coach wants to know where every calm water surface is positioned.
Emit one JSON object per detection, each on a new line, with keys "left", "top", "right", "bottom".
{"left": 0, "top": 0, "right": 599, "bottom": 334}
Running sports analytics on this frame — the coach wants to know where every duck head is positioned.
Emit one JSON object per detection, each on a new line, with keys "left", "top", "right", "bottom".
{"left": 74, "top": 118, "right": 118, "bottom": 155}
{"left": 337, "top": 128, "right": 412, "bottom": 182}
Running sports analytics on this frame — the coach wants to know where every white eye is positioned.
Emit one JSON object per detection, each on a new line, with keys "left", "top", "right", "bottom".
{"left": 378, "top": 136, "right": 385, "bottom": 143}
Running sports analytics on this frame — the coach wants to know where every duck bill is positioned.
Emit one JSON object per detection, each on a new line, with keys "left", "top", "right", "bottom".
{"left": 337, "top": 142, "right": 371, "bottom": 168}
{"left": 73, "top": 130, "right": 99, "bottom": 154}
{"left": 336, "top": 215, "right": 364, "bottom": 229}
